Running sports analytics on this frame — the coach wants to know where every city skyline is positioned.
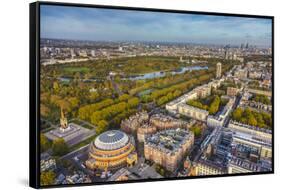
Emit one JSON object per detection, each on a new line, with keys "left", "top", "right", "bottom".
{"left": 41, "top": 5, "right": 272, "bottom": 47}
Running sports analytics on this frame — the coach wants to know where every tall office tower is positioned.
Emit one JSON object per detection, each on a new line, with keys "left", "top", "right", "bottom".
{"left": 216, "top": 62, "right": 222, "bottom": 78}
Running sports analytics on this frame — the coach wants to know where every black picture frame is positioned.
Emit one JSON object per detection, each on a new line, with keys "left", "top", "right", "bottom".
{"left": 30, "top": 1, "right": 274, "bottom": 189}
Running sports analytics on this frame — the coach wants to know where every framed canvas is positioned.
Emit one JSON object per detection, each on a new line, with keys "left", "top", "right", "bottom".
{"left": 30, "top": 1, "right": 274, "bottom": 188}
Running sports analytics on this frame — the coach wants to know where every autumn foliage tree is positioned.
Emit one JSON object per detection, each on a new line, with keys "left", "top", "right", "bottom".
{"left": 52, "top": 138, "right": 69, "bottom": 156}
{"left": 40, "top": 133, "right": 51, "bottom": 153}
{"left": 40, "top": 171, "right": 56, "bottom": 186}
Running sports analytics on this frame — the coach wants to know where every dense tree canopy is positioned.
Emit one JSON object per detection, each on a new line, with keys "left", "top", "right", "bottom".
{"left": 52, "top": 138, "right": 69, "bottom": 156}
{"left": 40, "top": 171, "right": 56, "bottom": 186}
{"left": 40, "top": 133, "right": 51, "bottom": 153}
{"left": 190, "top": 125, "right": 203, "bottom": 137}
{"left": 40, "top": 56, "right": 236, "bottom": 134}
{"left": 208, "top": 96, "right": 221, "bottom": 115}
{"left": 187, "top": 95, "right": 222, "bottom": 115}
{"left": 250, "top": 94, "right": 271, "bottom": 105}
{"left": 232, "top": 107, "right": 272, "bottom": 129}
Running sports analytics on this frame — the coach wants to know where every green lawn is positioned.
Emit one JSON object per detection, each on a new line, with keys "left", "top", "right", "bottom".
{"left": 63, "top": 67, "right": 90, "bottom": 73}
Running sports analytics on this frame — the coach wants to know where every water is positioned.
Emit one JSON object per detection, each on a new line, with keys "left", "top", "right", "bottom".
{"left": 124, "top": 66, "right": 208, "bottom": 80}
{"left": 57, "top": 66, "right": 208, "bottom": 82}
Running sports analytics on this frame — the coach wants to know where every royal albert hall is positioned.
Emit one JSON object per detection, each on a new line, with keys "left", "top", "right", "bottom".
{"left": 86, "top": 130, "right": 137, "bottom": 171}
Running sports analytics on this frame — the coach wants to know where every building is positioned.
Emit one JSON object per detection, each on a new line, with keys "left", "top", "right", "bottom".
{"left": 207, "top": 97, "right": 235, "bottom": 128}
{"left": 150, "top": 113, "right": 190, "bottom": 130}
{"left": 249, "top": 71, "right": 262, "bottom": 79}
{"left": 137, "top": 114, "right": 192, "bottom": 142}
{"left": 90, "top": 50, "right": 95, "bottom": 57}
{"left": 144, "top": 128, "right": 194, "bottom": 172}
{"left": 216, "top": 62, "right": 222, "bottom": 78}
{"left": 165, "top": 83, "right": 213, "bottom": 115}
{"left": 228, "top": 120, "right": 272, "bottom": 144}
{"left": 228, "top": 156, "right": 271, "bottom": 174}
{"left": 195, "top": 157, "right": 226, "bottom": 176}
{"left": 228, "top": 120, "right": 272, "bottom": 160}
{"left": 239, "top": 99, "right": 272, "bottom": 112}
{"left": 86, "top": 130, "right": 137, "bottom": 171}
{"left": 227, "top": 119, "right": 273, "bottom": 174}
{"left": 178, "top": 103, "right": 209, "bottom": 121}
{"left": 247, "top": 88, "right": 272, "bottom": 97}
{"left": 196, "top": 84, "right": 212, "bottom": 98}
{"left": 137, "top": 123, "right": 157, "bottom": 143}
{"left": 234, "top": 68, "right": 248, "bottom": 79}
{"left": 121, "top": 111, "right": 149, "bottom": 134}
{"left": 227, "top": 87, "right": 240, "bottom": 96}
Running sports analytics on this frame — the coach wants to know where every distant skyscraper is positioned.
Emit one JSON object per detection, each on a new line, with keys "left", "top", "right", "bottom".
{"left": 216, "top": 62, "right": 222, "bottom": 78}
{"left": 224, "top": 45, "right": 230, "bottom": 59}
{"left": 70, "top": 49, "right": 75, "bottom": 59}
{"left": 91, "top": 50, "right": 95, "bottom": 57}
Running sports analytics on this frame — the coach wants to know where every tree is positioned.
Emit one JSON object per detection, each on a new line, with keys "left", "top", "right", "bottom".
{"left": 52, "top": 138, "right": 69, "bottom": 156}
{"left": 91, "top": 111, "right": 103, "bottom": 125}
{"left": 78, "top": 99, "right": 114, "bottom": 121}
{"left": 232, "top": 108, "right": 272, "bottom": 129}
{"left": 50, "top": 95, "right": 62, "bottom": 107}
{"left": 157, "top": 96, "right": 169, "bottom": 106}
{"left": 40, "top": 171, "right": 56, "bottom": 186}
{"left": 140, "top": 95, "right": 152, "bottom": 103}
{"left": 243, "top": 108, "right": 252, "bottom": 118}
{"left": 118, "top": 94, "right": 131, "bottom": 102}
{"left": 58, "top": 99, "right": 72, "bottom": 113}
{"left": 173, "top": 90, "right": 182, "bottom": 98}
{"left": 190, "top": 125, "right": 202, "bottom": 137}
{"left": 209, "top": 96, "right": 220, "bottom": 115}
{"left": 40, "top": 104, "right": 50, "bottom": 118}
{"left": 41, "top": 133, "right": 51, "bottom": 153}
{"left": 53, "top": 81, "right": 60, "bottom": 94}
{"left": 255, "top": 113, "right": 265, "bottom": 128}
{"left": 89, "top": 91, "right": 100, "bottom": 101}
{"left": 232, "top": 107, "right": 243, "bottom": 121}
{"left": 261, "top": 112, "right": 272, "bottom": 127}
{"left": 68, "top": 97, "right": 79, "bottom": 109}
{"left": 96, "top": 120, "right": 108, "bottom": 135}
{"left": 248, "top": 114, "right": 258, "bottom": 126}
{"left": 187, "top": 100, "right": 207, "bottom": 110}
{"left": 252, "top": 94, "right": 270, "bottom": 105}
{"left": 128, "top": 97, "right": 139, "bottom": 108}
{"left": 167, "top": 92, "right": 173, "bottom": 100}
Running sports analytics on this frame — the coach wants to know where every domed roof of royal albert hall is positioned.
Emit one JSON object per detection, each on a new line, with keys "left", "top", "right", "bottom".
{"left": 94, "top": 130, "right": 129, "bottom": 150}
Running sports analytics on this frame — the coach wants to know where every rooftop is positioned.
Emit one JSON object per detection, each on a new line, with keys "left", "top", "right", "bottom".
{"left": 145, "top": 128, "right": 193, "bottom": 154}
{"left": 94, "top": 130, "right": 129, "bottom": 150}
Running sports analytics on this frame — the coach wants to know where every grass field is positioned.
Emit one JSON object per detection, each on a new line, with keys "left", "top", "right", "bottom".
{"left": 63, "top": 67, "right": 90, "bottom": 73}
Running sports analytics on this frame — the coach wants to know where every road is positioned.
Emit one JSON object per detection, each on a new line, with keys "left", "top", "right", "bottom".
{"left": 60, "top": 144, "right": 90, "bottom": 160}
{"left": 66, "top": 129, "right": 96, "bottom": 147}
{"left": 191, "top": 95, "right": 242, "bottom": 162}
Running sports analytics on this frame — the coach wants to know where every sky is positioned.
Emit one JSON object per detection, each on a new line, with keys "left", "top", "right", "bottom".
{"left": 40, "top": 5, "right": 272, "bottom": 47}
